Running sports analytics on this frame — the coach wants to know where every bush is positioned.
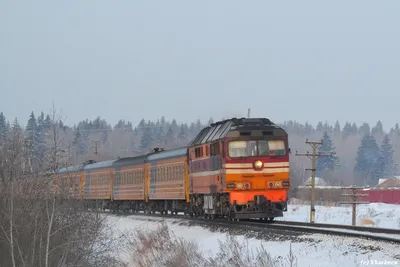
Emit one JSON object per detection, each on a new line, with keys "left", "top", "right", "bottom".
{"left": 126, "top": 223, "right": 298, "bottom": 267}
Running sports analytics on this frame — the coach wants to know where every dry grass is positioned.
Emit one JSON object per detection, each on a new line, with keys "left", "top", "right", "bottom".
{"left": 359, "top": 218, "right": 375, "bottom": 226}
{"left": 125, "top": 223, "right": 298, "bottom": 267}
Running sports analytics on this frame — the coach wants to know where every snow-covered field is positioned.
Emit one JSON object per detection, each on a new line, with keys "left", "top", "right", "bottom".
{"left": 108, "top": 202, "right": 400, "bottom": 267}
{"left": 280, "top": 201, "right": 400, "bottom": 229}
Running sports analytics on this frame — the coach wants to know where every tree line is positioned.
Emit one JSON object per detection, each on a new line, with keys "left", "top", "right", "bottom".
{"left": 0, "top": 111, "right": 398, "bottom": 187}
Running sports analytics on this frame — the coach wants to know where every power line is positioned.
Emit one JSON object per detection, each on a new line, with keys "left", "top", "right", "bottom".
{"left": 295, "top": 139, "right": 333, "bottom": 223}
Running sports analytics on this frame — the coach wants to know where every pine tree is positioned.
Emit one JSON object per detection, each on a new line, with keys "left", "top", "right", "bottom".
{"left": 164, "top": 126, "right": 175, "bottom": 148}
{"left": 351, "top": 123, "right": 358, "bottom": 134}
{"left": 316, "top": 122, "right": 323, "bottom": 133}
{"left": 43, "top": 114, "right": 52, "bottom": 130}
{"left": 316, "top": 131, "right": 339, "bottom": 177}
{"left": 0, "top": 112, "right": 8, "bottom": 143}
{"left": 380, "top": 134, "right": 397, "bottom": 177}
{"left": 36, "top": 112, "right": 47, "bottom": 165}
{"left": 139, "top": 122, "right": 154, "bottom": 152}
{"left": 25, "top": 111, "right": 40, "bottom": 172}
{"left": 395, "top": 123, "right": 400, "bottom": 135}
{"left": 177, "top": 123, "right": 188, "bottom": 145}
{"left": 170, "top": 119, "right": 179, "bottom": 133}
{"left": 25, "top": 111, "right": 38, "bottom": 143}
{"left": 354, "top": 134, "right": 382, "bottom": 185}
{"left": 12, "top": 118, "right": 21, "bottom": 131}
{"left": 371, "top": 121, "right": 384, "bottom": 136}
{"left": 322, "top": 121, "right": 332, "bottom": 133}
{"left": 73, "top": 129, "right": 88, "bottom": 155}
{"left": 359, "top": 123, "right": 370, "bottom": 136}
{"left": 153, "top": 119, "right": 165, "bottom": 146}
{"left": 342, "top": 122, "right": 352, "bottom": 139}
{"left": 333, "top": 121, "right": 340, "bottom": 135}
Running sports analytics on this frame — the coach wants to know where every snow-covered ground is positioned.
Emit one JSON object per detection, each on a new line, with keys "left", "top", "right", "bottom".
{"left": 108, "top": 202, "right": 400, "bottom": 266}
{"left": 280, "top": 201, "right": 400, "bottom": 229}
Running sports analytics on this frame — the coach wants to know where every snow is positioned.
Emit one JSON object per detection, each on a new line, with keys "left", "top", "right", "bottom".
{"left": 279, "top": 201, "right": 400, "bottom": 229}
{"left": 106, "top": 202, "right": 400, "bottom": 266}
{"left": 109, "top": 214, "right": 400, "bottom": 267}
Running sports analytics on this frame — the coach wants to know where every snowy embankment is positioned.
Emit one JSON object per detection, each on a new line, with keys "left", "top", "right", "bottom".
{"left": 280, "top": 200, "right": 400, "bottom": 229}
{"left": 108, "top": 202, "right": 400, "bottom": 267}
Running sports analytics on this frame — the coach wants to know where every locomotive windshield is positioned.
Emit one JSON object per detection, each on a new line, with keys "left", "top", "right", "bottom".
{"left": 228, "top": 140, "right": 286, "bottom": 157}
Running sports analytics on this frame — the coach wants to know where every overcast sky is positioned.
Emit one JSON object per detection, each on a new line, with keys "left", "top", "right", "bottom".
{"left": 1, "top": 1, "right": 399, "bottom": 130}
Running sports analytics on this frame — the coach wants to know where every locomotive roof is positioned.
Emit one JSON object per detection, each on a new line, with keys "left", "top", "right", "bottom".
{"left": 84, "top": 159, "right": 117, "bottom": 170}
{"left": 147, "top": 147, "right": 187, "bottom": 162}
{"left": 59, "top": 164, "right": 85, "bottom": 173}
{"left": 188, "top": 117, "right": 283, "bottom": 146}
{"left": 112, "top": 155, "right": 147, "bottom": 167}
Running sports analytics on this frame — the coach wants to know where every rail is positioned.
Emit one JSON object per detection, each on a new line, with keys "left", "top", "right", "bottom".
{"left": 98, "top": 210, "right": 400, "bottom": 244}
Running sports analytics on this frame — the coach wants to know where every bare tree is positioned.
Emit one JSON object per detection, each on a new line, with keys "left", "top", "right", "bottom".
{"left": 0, "top": 105, "right": 128, "bottom": 267}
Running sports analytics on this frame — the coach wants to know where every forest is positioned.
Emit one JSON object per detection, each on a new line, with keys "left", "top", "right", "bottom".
{"left": 0, "top": 111, "right": 398, "bottom": 188}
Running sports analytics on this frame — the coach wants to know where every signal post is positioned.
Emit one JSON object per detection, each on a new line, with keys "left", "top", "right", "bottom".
{"left": 340, "top": 186, "right": 369, "bottom": 226}
{"left": 295, "top": 139, "right": 333, "bottom": 223}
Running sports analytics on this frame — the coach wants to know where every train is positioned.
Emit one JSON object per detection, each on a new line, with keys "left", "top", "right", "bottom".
{"left": 55, "top": 117, "right": 290, "bottom": 220}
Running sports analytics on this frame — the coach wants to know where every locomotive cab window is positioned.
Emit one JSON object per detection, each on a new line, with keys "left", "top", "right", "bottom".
{"left": 228, "top": 140, "right": 286, "bottom": 157}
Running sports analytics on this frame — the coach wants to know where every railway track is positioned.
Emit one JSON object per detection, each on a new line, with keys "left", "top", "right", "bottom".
{"left": 259, "top": 219, "right": 400, "bottom": 235}
{"left": 102, "top": 210, "right": 400, "bottom": 244}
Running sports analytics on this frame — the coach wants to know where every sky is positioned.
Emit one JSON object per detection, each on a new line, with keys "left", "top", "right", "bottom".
{"left": 1, "top": 1, "right": 400, "bottom": 131}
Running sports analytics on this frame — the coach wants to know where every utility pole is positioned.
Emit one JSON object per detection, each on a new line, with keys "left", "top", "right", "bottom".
{"left": 340, "top": 186, "right": 369, "bottom": 226}
{"left": 295, "top": 139, "right": 333, "bottom": 223}
{"left": 92, "top": 140, "right": 100, "bottom": 155}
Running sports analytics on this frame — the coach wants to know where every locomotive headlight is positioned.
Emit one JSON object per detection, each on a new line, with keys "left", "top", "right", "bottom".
{"left": 236, "top": 183, "right": 243, "bottom": 189}
{"left": 254, "top": 160, "right": 263, "bottom": 169}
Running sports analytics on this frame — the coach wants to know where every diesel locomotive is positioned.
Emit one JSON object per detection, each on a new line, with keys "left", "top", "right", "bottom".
{"left": 49, "top": 117, "right": 290, "bottom": 220}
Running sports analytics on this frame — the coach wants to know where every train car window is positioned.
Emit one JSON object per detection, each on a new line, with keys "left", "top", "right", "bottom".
{"left": 210, "top": 143, "right": 219, "bottom": 156}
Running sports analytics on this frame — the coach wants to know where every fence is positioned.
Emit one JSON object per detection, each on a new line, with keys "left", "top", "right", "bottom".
{"left": 356, "top": 189, "right": 400, "bottom": 204}
{"left": 295, "top": 186, "right": 400, "bottom": 205}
